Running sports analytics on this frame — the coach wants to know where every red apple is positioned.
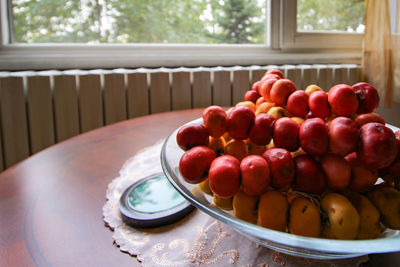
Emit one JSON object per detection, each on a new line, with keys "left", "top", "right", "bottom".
{"left": 256, "top": 96, "right": 266, "bottom": 107}
{"left": 262, "top": 148, "right": 295, "bottom": 189}
{"left": 286, "top": 90, "right": 309, "bottom": 117}
{"left": 252, "top": 80, "right": 261, "bottom": 93}
{"left": 294, "top": 155, "right": 326, "bottom": 195}
{"left": 179, "top": 146, "right": 216, "bottom": 184}
{"left": 357, "top": 122, "right": 398, "bottom": 169}
{"left": 320, "top": 154, "right": 351, "bottom": 190}
{"left": 299, "top": 118, "right": 329, "bottom": 156}
{"left": 329, "top": 117, "right": 359, "bottom": 156}
{"left": 264, "top": 69, "right": 284, "bottom": 79}
{"left": 227, "top": 106, "right": 255, "bottom": 140}
{"left": 176, "top": 123, "right": 209, "bottom": 151}
{"left": 202, "top": 105, "right": 227, "bottom": 138}
{"left": 259, "top": 77, "right": 278, "bottom": 102}
{"left": 352, "top": 82, "right": 380, "bottom": 114}
{"left": 248, "top": 113, "right": 275, "bottom": 146}
{"left": 273, "top": 117, "right": 300, "bottom": 152}
{"left": 355, "top": 113, "right": 385, "bottom": 128}
{"left": 270, "top": 79, "right": 297, "bottom": 106}
{"left": 386, "top": 130, "right": 400, "bottom": 176}
{"left": 244, "top": 90, "right": 261, "bottom": 103}
{"left": 308, "top": 91, "right": 331, "bottom": 119}
{"left": 345, "top": 152, "right": 378, "bottom": 192}
{"left": 328, "top": 84, "right": 358, "bottom": 116}
{"left": 208, "top": 155, "right": 241, "bottom": 198}
{"left": 240, "top": 155, "right": 270, "bottom": 196}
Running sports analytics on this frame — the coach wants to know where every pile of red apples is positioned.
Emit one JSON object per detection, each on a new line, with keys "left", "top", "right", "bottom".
{"left": 177, "top": 69, "right": 400, "bottom": 213}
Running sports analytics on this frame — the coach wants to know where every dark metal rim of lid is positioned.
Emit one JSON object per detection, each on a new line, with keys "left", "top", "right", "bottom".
{"left": 119, "top": 172, "right": 195, "bottom": 228}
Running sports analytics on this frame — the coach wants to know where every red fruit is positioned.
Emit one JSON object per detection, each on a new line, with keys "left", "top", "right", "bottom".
{"left": 328, "top": 84, "right": 358, "bottom": 116}
{"left": 270, "top": 79, "right": 297, "bottom": 106}
{"left": 286, "top": 90, "right": 309, "bottom": 117}
{"left": 262, "top": 148, "right": 295, "bottom": 189}
{"left": 273, "top": 117, "right": 300, "bottom": 152}
{"left": 357, "top": 123, "right": 398, "bottom": 169}
{"left": 352, "top": 82, "right": 380, "bottom": 114}
{"left": 227, "top": 106, "right": 255, "bottom": 140}
{"left": 299, "top": 118, "right": 329, "bottom": 156}
{"left": 386, "top": 130, "right": 400, "bottom": 176}
{"left": 308, "top": 91, "right": 331, "bottom": 119}
{"left": 329, "top": 117, "right": 359, "bottom": 156}
{"left": 294, "top": 155, "right": 326, "bottom": 195}
{"left": 176, "top": 123, "right": 209, "bottom": 151}
{"left": 248, "top": 113, "right": 275, "bottom": 146}
{"left": 252, "top": 80, "right": 261, "bottom": 93}
{"left": 256, "top": 96, "right": 266, "bottom": 107}
{"left": 240, "top": 155, "right": 270, "bottom": 196}
{"left": 265, "top": 69, "right": 284, "bottom": 79}
{"left": 179, "top": 146, "right": 216, "bottom": 184}
{"left": 259, "top": 77, "right": 278, "bottom": 102}
{"left": 345, "top": 152, "right": 378, "bottom": 192}
{"left": 202, "top": 105, "right": 227, "bottom": 138}
{"left": 355, "top": 113, "right": 385, "bottom": 128}
{"left": 244, "top": 90, "right": 261, "bottom": 103}
{"left": 208, "top": 155, "right": 241, "bottom": 198}
{"left": 320, "top": 154, "right": 351, "bottom": 191}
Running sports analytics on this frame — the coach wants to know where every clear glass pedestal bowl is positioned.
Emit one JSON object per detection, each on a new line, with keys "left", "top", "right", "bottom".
{"left": 160, "top": 117, "right": 400, "bottom": 260}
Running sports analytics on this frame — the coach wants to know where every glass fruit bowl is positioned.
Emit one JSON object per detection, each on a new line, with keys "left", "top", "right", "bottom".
{"left": 160, "top": 117, "right": 400, "bottom": 260}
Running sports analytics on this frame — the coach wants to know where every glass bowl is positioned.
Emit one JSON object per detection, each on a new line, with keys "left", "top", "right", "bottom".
{"left": 161, "top": 117, "right": 400, "bottom": 260}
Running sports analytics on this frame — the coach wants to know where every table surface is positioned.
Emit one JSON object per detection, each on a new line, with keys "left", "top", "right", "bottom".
{"left": 0, "top": 108, "right": 399, "bottom": 267}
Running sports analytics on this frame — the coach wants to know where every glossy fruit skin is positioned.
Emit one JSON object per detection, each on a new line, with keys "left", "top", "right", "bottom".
{"left": 328, "top": 117, "right": 359, "bottom": 156}
{"left": 270, "top": 79, "right": 297, "bottom": 106}
{"left": 208, "top": 155, "right": 241, "bottom": 198}
{"left": 386, "top": 130, "right": 400, "bottom": 176}
{"left": 273, "top": 117, "right": 300, "bottom": 152}
{"left": 202, "top": 105, "right": 227, "bottom": 138}
{"left": 308, "top": 91, "right": 331, "bottom": 119}
{"left": 352, "top": 82, "right": 380, "bottom": 114}
{"left": 240, "top": 155, "right": 270, "bottom": 196}
{"left": 320, "top": 154, "right": 351, "bottom": 191}
{"left": 251, "top": 80, "right": 261, "bottom": 93}
{"left": 299, "top": 118, "right": 329, "bottom": 156}
{"left": 262, "top": 148, "right": 295, "bottom": 189}
{"left": 357, "top": 122, "right": 398, "bottom": 169}
{"left": 289, "top": 197, "right": 321, "bottom": 237}
{"left": 294, "top": 155, "right": 326, "bottom": 195}
{"left": 244, "top": 90, "right": 261, "bottom": 103}
{"left": 265, "top": 69, "right": 284, "bottom": 79}
{"left": 286, "top": 90, "right": 309, "bottom": 117}
{"left": 345, "top": 152, "right": 378, "bottom": 192}
{"left": 227, "top": 106, "right": 255, "bottom": 140}
{"left": 259, "top": 77, "right": 278, "bottom": 102}
{"left": 248, "top": 113, "right": 275, "bottom": 146}
{"left": 176, "top": 123, "right": 209, "bottom": 151}
{"left": 355, "top": 113, "right": 385, "bottom": 128}
{"left": 328, "top": 84, "right": 359, "bottom": 116}
{"left": 179, "top": 146, "right": 216, "bottom": 184}
{"left": 257, "top": 190, "right": 288, "bottom": 231}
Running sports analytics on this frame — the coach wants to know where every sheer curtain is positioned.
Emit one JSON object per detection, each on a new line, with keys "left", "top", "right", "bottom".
{"left": 362, "top": 0, "right": 400, "bottom": 106}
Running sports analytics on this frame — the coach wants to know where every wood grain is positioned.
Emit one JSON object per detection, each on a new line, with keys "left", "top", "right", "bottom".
{"left": 193, "top": 71, "right": 212, "bottom": 108}
{"left": 79, "top": 74, "right": 104, "bottom": 132}
{"left": 213, "top": 71, "right": 231, "bottom": 106}
{"left": 127, "top": 73, "right": 149, "bottom": 118}
{"left": 104, "top": 73, "right": 127, "bottom": 124}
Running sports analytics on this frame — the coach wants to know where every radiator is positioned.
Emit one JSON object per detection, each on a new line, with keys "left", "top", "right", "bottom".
{"left": 0, "top": 64, "right": 361, "bottom": 171}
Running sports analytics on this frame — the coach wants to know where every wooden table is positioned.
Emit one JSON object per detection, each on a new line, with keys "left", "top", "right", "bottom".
{"left": 0, "top": 109, "right": 399, "bottom": 266}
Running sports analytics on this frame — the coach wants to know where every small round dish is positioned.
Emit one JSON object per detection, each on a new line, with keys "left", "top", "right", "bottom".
{"left": 160, "top": 117, "right": 400, "bottom": 260}
{"left": 119, "top": 173, "right": 194, "bottom": 228}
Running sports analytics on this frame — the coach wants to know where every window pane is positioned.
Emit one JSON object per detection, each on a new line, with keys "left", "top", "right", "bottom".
{"left": 297, "top": 0, "right": 366, "bottom": 33}
{"left": 11, "top": 0, "right": 266, "bottom": 44}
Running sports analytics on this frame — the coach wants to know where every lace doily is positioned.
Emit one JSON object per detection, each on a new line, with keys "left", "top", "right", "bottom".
{"left": 103, "top": 141, "right": 369, "bottom": 266}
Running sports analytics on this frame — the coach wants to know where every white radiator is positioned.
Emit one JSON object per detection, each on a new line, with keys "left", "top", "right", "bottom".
{"left": 0, "top": 64, "right": 361, "bottom": 171}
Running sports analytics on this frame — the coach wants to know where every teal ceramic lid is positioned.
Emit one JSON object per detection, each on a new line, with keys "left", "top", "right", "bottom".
{"left": 119, "top": 173, "right": 194, "bottom": 228}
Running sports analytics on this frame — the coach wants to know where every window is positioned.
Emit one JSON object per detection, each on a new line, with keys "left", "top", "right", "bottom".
{"left": 0, "top": 0, "right": 365, "bottom": 70}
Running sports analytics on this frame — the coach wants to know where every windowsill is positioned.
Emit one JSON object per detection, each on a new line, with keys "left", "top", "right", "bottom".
{"left": 0, "top": 44, "right": 362, "bottom": 71}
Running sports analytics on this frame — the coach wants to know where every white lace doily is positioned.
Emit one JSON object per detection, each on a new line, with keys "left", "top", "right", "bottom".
{"left": 103, "top": 141, "right": 369, "bottom": 266}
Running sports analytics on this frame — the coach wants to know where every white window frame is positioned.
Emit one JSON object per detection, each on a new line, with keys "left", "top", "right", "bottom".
{"left": 0, "top": 0, "right": 363, "bottom": 71}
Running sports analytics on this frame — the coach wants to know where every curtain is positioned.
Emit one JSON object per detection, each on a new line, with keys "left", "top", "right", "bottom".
{"left": 362, "top": 0, "right": 400, "bottom": 106}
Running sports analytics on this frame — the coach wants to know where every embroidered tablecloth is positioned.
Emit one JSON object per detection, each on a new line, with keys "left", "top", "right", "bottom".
{"left": 103, "top": 141, "right": 368, "bottom": 266}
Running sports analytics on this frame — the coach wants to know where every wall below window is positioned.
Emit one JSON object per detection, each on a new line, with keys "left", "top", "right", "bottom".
{"left": 1, "top": 64, "right": 398, "bottom": 173}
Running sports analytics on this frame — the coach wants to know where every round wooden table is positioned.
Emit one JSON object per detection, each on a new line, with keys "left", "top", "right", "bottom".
{"left": 0, "top": 109, "right": 399, "bottom": 266}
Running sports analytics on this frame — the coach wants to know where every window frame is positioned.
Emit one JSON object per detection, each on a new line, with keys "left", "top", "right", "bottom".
{"left": 0, "top": 0, "right": 363, "bottom": 71}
